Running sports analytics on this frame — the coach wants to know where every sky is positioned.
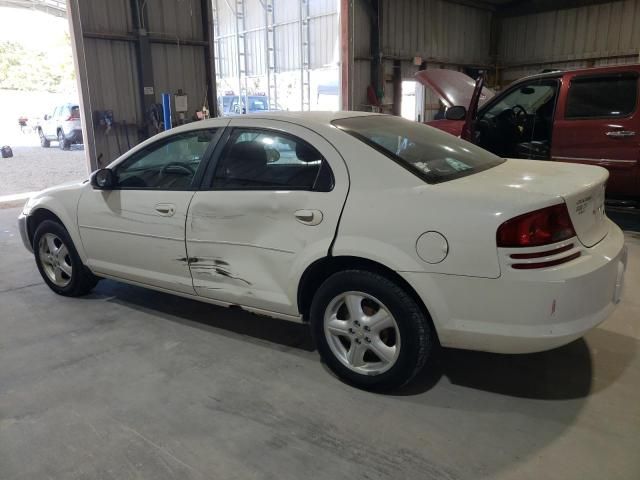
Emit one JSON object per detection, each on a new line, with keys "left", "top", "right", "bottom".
{"left": 0, "top": 7, "right": 69, "bottom": 49}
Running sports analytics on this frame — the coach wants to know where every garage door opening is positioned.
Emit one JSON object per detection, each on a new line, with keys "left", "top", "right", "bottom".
{"left": 0, "top": 3, "right": 86, "bottom": 202}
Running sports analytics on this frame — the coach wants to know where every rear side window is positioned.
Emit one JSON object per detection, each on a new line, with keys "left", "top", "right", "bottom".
{"left": 333, "top": 115, "right": 505, "bottom": 184}
{"left": 565, "top": 73, "right": 638, "bottom": 119}
{"left": 211, "top": 129, "right": 327, "bottom": 190}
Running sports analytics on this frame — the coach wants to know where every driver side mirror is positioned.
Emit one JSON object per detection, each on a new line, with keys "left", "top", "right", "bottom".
{"left": 445, "top": 105, "right": 467, "bottom": 121}
{"left": 44, "top": 114, "right": 50, "bottom": 120}
{"left": 91, "top": 168, "right": 116, "bottom": 190}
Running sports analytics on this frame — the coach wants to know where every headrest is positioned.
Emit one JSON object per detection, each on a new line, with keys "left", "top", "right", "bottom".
{"left": 295, "top": 142, "right": 321, "bottom": 162}
{"left": 228, "top": 141, "right": 268, "bottom": 167}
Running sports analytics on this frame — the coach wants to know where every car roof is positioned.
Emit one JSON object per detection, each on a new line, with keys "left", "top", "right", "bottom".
{"left": 184, "top": 110, "right": 381, "bottom": 131}
{"left": 513, "top": 63, "right": 640, "bottom": 84}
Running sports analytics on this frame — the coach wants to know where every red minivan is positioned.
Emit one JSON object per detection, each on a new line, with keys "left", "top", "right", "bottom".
{"left": 418, "top": 65, "right": 640, "bottom": 200}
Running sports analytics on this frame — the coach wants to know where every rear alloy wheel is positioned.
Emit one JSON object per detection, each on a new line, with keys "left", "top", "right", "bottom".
{"left": 58, "top": 130, "right": 70, "bottom": 150}
{"left": 33, "top": 220, "right": 98, "bottom": 296}
{"left": 324, "top": 292, "right": 401, "bottom": 375}
{"left": 39, "top": 129, "right": 50, "bottom": 148}
{"left": 311, "top": 270, "right": 435, "bottom": 391}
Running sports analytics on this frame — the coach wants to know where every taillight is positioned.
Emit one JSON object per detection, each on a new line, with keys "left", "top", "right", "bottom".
{"left": 497, "top": 203, "right": 576, "bottom": 248}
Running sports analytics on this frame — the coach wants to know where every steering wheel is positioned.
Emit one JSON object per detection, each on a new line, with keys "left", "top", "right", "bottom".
{"left": 160, "top": 162, "right": 195, "bottom": 176}
{"left": 511, "top": 105, "right": 528, "bottom": 123}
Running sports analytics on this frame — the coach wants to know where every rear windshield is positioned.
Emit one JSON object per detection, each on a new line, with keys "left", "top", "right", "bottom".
{"left": 333, "top": 115, "right": 505, "bottom": 184}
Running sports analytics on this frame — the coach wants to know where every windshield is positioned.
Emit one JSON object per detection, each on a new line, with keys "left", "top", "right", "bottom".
{"left": 483, "top": 83, "right": 556, "bottom": 119}
{"left": 333, "top": 115, "right": 505, "bottom": 184}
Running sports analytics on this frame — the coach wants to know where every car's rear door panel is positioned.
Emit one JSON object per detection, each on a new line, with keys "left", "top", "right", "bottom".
{"left": 186, "top": 119, "right": 349, "bottom": 317}
{"left": 551, "top": 70, "right": 640, "bottom": 197}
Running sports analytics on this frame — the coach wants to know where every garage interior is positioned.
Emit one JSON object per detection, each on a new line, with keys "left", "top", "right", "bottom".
{"left": 1, "top": 0, "right": 639, "bottom": 479}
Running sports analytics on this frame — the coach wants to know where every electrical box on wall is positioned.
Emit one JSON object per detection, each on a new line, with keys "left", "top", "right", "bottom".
{"left": 175, "top": 95, "right": 188, "bottom": 113}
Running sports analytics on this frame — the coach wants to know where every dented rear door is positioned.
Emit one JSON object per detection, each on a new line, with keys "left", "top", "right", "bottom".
{"left": 186, "top": 118, "right": 349, "bottom": 317}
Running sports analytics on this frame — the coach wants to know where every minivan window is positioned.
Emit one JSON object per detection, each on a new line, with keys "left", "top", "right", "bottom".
{"left": 565, "top": 73, "right": 638, "bottom": 119}
{"left": 333, "top": 115, "right": 505, "bottom": 184}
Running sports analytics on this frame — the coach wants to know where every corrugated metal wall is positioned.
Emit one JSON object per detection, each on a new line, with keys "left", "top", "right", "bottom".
{"left": 73, "top": 0, "right": 211, "bottom": 168}
{"left": 498, "top": 0, "right": 640, "bottom": 85}
{"left": 352, "top": 0, "right": 492, "bottom": 111}
{"left": 381, "top": 0, "right": 491, "bottom": 65}
{"left": 214, "top": 0, "right": 339, "bottom": 78}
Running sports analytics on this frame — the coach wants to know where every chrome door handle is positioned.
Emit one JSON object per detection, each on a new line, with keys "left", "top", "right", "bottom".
{"left": 606, "top": 130, "right": 636, "bottom": 138}
{"left": 155, "top": 203, "right": 176, "bottom": 216}
{"left": 295, "top": 209, "right": 323, "bottom": 226}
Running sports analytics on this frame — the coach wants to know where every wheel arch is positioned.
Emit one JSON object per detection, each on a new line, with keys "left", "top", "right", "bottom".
{"left": 297, "top": 255, "right": 436, "bottom": 333}
{"left": 27, "top": 208, "right": 66, "bottom": 247}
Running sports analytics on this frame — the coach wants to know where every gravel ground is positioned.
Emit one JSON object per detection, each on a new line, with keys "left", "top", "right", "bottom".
{"left": 0, "top": 129, "right": 88, "bottom": 196}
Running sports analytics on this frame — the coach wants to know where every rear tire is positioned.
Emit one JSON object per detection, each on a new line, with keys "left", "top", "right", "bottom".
{"left": 58, "top": 130, "right": 71, "bottom": 150}
{"left": 310, "top": 269, "right": 435, "bottom": 391}
{"left": 39, "top": 129, "right": 50, "bottom": 148}
{"left": 33, "top": 220, "right": 99, "bottom": 296}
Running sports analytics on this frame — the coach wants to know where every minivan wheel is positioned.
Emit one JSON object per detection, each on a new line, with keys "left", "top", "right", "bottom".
{"left": 58, "top": 130, "right": 70, "bottom": 150}
{"left": 39, "top": 129, "right": 50, "bottom": 148}
{"left": 310, "top": 270, "right": 435, "bottom": 391}
{"left": 33, "top": 220, "right": 99, "bottom": 296}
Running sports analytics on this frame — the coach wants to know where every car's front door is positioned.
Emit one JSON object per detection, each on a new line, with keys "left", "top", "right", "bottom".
{"left": 551, "top": 71, "right": 639, "bottom": 197}
{"left": 77, "top": 128, "right": 222, "bottom": 293}
{"left": 186, "top": 119, "right": 349, "bottom": 317}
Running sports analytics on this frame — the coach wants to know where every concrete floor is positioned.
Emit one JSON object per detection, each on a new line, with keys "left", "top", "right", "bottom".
{"left": 1, "top": 204, "right": 639, "bottom": 480}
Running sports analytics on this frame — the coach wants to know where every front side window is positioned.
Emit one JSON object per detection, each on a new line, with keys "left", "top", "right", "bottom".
{"left": 116, "top": 129, "right": 217, "bottom": 190}
{"left": 334, "top": 115, "right": 504, "bottom": 183}
{"left": 566, "top": 73, "right": 638, "bottom": 118}
{"left": 211, "top": 129, "right": 324, "bottom": 190}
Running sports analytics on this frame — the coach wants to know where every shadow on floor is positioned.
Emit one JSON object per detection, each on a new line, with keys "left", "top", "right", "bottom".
{"left": 88, "top": 279, "right": 636, "bottom": 401}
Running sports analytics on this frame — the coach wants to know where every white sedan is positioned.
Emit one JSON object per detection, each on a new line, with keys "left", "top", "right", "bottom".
{"left": 18, "top": 112, "right": 627, "bottom": 390}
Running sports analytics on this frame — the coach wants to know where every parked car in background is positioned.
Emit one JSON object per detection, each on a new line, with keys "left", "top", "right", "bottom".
{"left": 418, "top": 65, "right": 640, "bottom": 201}
{"left": 18, "top": 112, "right": 627, "bottom": 390}
{"left": 219, "top": 94, "right": 271, "bottom": 116}
{"left": 36, "top": 103, "right": 83, "bottom": 150}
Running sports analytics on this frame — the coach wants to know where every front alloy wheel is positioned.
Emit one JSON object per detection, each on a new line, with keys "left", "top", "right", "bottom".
{"left": 324, "top": 292, "right": 401, "bottom": 375}
{"left": 33, "top": 219, "right": 99, "bottom": 296}
{"left": 38, "top": 233, "right": 73, "bottom": 287}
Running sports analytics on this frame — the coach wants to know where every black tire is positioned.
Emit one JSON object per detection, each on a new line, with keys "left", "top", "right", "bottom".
{"left": 310, "top": 270, "right": 436, "bottom": 391}
{"left": 58, "top": 130, "right": 70, "bottom": 150}
{"left": 33, "top": 220, "right": 99, "bottom": 296}
{"left": 39, "top": 129, "right": 50, "bottom": 148}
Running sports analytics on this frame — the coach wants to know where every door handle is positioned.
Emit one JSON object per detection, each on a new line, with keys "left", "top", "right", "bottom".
{"left": 295, "top": 209, "right": 323, "bottom": 226}
{"left": 605, "top": 130, "right": 636, "bottom": 138}
{"left": 155, "top": 203, "right": 176, "bottom": 216}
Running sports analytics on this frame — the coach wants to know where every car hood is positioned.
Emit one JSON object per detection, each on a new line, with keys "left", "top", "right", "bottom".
{"left": 415, "top": 69, "right": 494, "bottom": 108}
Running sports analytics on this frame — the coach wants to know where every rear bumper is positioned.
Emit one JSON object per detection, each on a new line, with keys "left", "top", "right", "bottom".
{"left": 403, "top": 220, "right": 627, "bottom": 354}
{"left": 64, "top": 129, "right": 83, "bottom": 144}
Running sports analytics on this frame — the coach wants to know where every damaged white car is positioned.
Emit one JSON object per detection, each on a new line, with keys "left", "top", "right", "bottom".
{"left": 19, "top": 112, "right": 627, "bottom": 390}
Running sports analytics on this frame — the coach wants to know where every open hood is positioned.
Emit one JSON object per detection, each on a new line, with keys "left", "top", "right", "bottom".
{"left": 415, "top": 69, "right": 494, "bottom": 109}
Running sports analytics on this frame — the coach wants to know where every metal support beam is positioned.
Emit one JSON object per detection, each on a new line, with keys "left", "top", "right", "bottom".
{"left": 300, "top": 0, "right": 311, "bottom": 111}
{"left": 66, "top": 0, "right": 97, "bottom": 171}
{"left": 340, "top": 0, "right": 352, "bottom": 110}
{"left": 201, "top": 0, "right": 218, "bottom": 117}
{"left": 131, "top": 0, "right": 156, "bottom": 139}
{"left": 265, "top": 0, "right": 278, "bottom": 110}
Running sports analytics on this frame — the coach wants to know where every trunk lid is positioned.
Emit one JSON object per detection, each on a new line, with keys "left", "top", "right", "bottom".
{"left": 414, "top": 69, "right": 494, "bottom": 108}
{"left": 452, "top": 159, "right": 610, "bottom": 247}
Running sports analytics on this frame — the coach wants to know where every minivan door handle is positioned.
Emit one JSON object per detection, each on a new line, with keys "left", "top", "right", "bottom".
{"left": 295, "top": 209, "right": 323, "bottom": 226}
{"left": 605, "top": 130, "right": 636, "bottom": 138}
{"left": 155, "top": 203, "right": 176, "bottom": 216}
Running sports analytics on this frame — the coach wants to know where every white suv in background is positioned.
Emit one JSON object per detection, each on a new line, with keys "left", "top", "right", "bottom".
{"left": 37, "top": 103, "right": 83, "bottom": 150}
